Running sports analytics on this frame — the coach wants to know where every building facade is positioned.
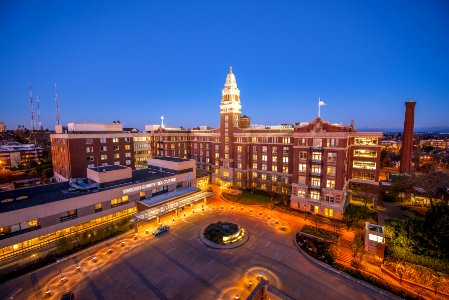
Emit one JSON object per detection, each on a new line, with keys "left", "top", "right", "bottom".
{"left": 0, "top": 157, "right": 197, "bottom": 265}
{"left": 50, "top": 68, "right": 382, "bottom": 219}
{"left": 0, "top": 143, "right": 44, "bottom": 169}
{"left": 151, "top": 68, "right": 382, "bottom": 219}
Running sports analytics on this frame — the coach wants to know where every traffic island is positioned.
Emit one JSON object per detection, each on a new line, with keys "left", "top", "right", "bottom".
{"left": 199, "top": 221, "right": 249, "bottom": 249}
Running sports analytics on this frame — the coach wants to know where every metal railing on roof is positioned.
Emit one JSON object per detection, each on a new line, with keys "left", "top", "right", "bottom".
{"left": 133, "top": 191, "right": 215, "bottom": 221}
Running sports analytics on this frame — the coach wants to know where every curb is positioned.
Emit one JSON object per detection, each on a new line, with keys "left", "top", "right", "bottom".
{"left": 197, "top": 227, "right": 249, "bottom": 250}
{"left": 292, "top": 235, "right": 402, "bottom": 300}
{"left": 2, "top": 229, "right": 134, "bottom": 285}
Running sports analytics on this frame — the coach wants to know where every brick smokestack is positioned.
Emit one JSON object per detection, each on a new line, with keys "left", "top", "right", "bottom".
{"left": 400, "top": 100, "right": 416, "bottom": 174}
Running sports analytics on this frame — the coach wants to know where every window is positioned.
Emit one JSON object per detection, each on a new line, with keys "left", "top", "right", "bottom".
{"left": 252, "top": 163, "right": 257, "bottom": 169}
{"left": 354, "top": 149, "right": 377, "bottom": 158}
{"left": 95, "top": 203, "right": 102, "bottom": 213}
{"left": 272, "top": 147, "right": 277, "bottom": 155}
{"left": 125, "top": 145, "right": 131, "bottom": 150}
{"left": 299, "top": 151, "right": 307, "bottom": 159}
{"left": 101, "top": 154, "right": 107, "bottom": 160}
{"left": 312, "top": 138, "right": 322, "bottom": 147}
{"left": 298, "top": 163, "right": 307, "bottom": 173}
{"left": 261, "top": 174, "right": 267, "bottom": 180}
{"left": 124, "top": 137, "right": 130, "bottom": 142}
{"left": 237, "top": 162, "right": 242, "bottom": 169}
{"left": 125, "top": 152, "right": 131, "bottom": 157}
{"left": 325, "top": 195, "right": 334, "bottom": 203}
{"left": 85, "top": 138, "right": 93, "bottom": 144}
{"left": 282, "top": 166, "right": 288, "bottom": 173}
{"left": 312, "top": 152, "right": 322, "bottom": 161}
{"left": 272, "top": 156, "right": 277, "bottom": 163}
{"left": 327, "top": 153, "right": 337, "bottom": 162}
{"left": 100, "top": 138, "right": 106, "bottom": 143}
{"left": 262, "top": 155, "right": 267, "bottom": 162}
{"left": 324, "top": 208, "right": 334, "bottom": 217}
{"left": 113, "top": 138, "right": 119, "bottom": 143}
{"left": 262, "top": 164, "right": 267, "bottom": 171}
{"left": 114, "top": 161, "right": 120, "bottom": 165}
{"left": 352, "top": 161, "right": 376, "bottom": 170}
{"left": 126, "top": 160, "right": 131, "bottom": 165}
{"left": 311, "top": 191, "right": 320, "bottom": 200}
{"left": 272, "top": 165, "right": 277, "bottom": 172}
{"left": 100, "top": 146, "right": 107, "bottom": 151}
{"left": 236, "top": 172, "right": 242, "bottom": 179}
{"left": 311, "top": 165, "right": 321, "bottom": 174}
{"left": 283, "top": 156, "right": 288, "bottom": 163}
{"left": 111, "top": 196, "right": 129, "bottom": 208}
{"left": 252, "top": 172, "right": 257, "bottom": 178}
{"left": 355, "top": 138, "right": 377, "bottom": 145}
{"left": 253, "top": 146, "right": 258, "bottom": 152}
{"left": 223, "top": 171, "right": 229, "bottom": 177}
{"left": 327, "top": 138, "right": 336, "bottom": 147}
{"left": 60, "top": 210, "right": 77, "bottom": 222}
{"left": 88, "top": 164, "right": 95, "bottom": 168}
{"left": 262, "top": 146, "right": 267, "bottom": 153}
{"left": 327, "top": 166, "right": 336, "bottom": 176}
{"left": 113, "top": 145, "right": 120, "bottom": 151}
{"left": 326, "top": 180, "right": 335, "bottom": 189}
{"left": 237, "top": 146, "right": 242, "bottom": 152}
{"left": 86, "top": 147, "right": 93, "bottom": 153}
{"left": 311, "top": 178, "right": 321, "bottom": 187}
{"left": 298, "top": 190, "right": 306, "bottom": 198}
{"left": 140, "top": 191, "right": 146, "bottom": 200}
{"left": 113, "top": 153, "right": 120, "bottom": 159}
{"left": 261, "top": 183, "right": 267, "bottom": 190}
{"left": 87, "top": 156, "right": 94, "bottom": 162}
{"left": 352, "top": 172, "right": 375, "bottom": 181}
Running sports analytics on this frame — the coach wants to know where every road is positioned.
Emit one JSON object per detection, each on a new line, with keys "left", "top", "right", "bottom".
{"left": 0, "top": 199, "right": 396, "bottom": 300}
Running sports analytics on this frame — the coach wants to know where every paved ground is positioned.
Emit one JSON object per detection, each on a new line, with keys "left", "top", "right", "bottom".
{"left": 1, "top": 199, "right": 395, "bottom": 300}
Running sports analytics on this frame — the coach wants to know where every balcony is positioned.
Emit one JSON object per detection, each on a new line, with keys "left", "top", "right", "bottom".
{"left": 310, "top": 146, "right": 323, "bottom": 151}
{"left": 310, "top": 172, "right": 322, "bottom": 177}
{"left": 309, "top": 185, "right": 321, "bottom": 191}
{"left": 310, "top": 159, "right": 322, "bottom": 165}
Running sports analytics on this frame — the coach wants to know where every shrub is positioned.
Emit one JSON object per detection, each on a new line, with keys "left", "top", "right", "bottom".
{"left": 300, "top": 225, "right": 340, "bottom": 241}
{"left": 204, "top": 221, "right": 239, "bottom": 244}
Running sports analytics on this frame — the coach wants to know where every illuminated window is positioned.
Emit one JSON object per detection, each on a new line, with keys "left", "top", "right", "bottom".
{"left": 283, "top": 156, "right": 288, "bottom": 163}
{"left": 298, "top": 163, "right": 307, "bottom": 172}
{"left": 261, "top": 184, "right": 267, "bottom": 190}
{"left": 101, "top": 146, "right": 107, "bottom": 151}
{"left": 327, "top": 166, "right": 336, "bottom": 176}
{"left": 113, "top": 138, "right": 119, "bottom": 143}
{"left": 252, "top": 163, "right": 257, "bottom": 169}
{"left": 252, "top": 172, "right": 257, "bottom": 178}
{"left": 312, "top": 152, "right": 322, "bottom": 161}
{"left": 311, "top": 191, "right": 320, "bottom": 200}
{"left": 113, "top": 153, "right": 120, "bottom": 159}
{"left": 312, "top": 138, "right": 322, "bottom": 147}
{"left": 95, "top": 203, "right": 102, "bottom": 213}
{"left": 236, "top": 172, "right": 242, "bottom": 179}
{"left": 311, "top": 165, "right": 321, "bottom": 174}
{"left": 262, "top": 155, "right": 267, "bottom": 162}
{"left": 298, "top": 190, "right": 306, "bottom": 198}
{"left": 262, "top": 164, "right": 267, "bottom": 171}
{"left": 282, "top": 166, "right": 288, "bottom": 173}
{"left": 354, "top": 149, "right": 377, "bottom": 158}
{"left": 223, "top": 171, "right": 229, "bottom": 177}
{"left": 324, "top": 208, "right": 333, "bottom": 218}
{"left": 311, "top": 178, "right": 320, "bottom": 187}
{"left": 353, "top": 161, "right": 376, "bottom": 170}
{"left": 355, "top": 138, "right": 377, "bottom": 145}
{"left": 327, "top": 153, "right": 337, "bottom": 162}
{"left": 272, "top": 147, "right": 277, "bottom": 155}
{"left": 86, "top": 147, "right": 93, "bottom": 153}
{"left": 326, "top": 180, "right": 335, "bottom": 189}
{"left": 352, "top": 172, "right": 375, "bottom": 181}
{"left": 262, "top": 146, "right": 267, "bottom": 153}
{"left": 261, "top": 174, "right": 267, "bottom": 180}
{"left": 237, "top": 146, "right": 242, "bottom": 152}
{"left": 125, "top": 145, "right": 131, "bottom": 150}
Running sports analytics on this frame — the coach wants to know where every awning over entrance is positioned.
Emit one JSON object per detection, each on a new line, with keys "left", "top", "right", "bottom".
{"left": 133, "top": 190, "right": 215, "bottom": 221}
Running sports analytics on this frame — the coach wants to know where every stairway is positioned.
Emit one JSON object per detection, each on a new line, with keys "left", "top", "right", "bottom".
{"left": 336, "top": 239, "right": 353, "bottom": 265}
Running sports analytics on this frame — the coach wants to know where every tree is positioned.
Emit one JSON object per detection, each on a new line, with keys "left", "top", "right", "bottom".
{"left": 415, "top": 172, "right": 449, "bottom": 207}
{"left": 351, "top": 184, "right": 378, "bottom": 207}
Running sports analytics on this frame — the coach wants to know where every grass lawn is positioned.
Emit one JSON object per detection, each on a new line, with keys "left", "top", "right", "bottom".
{"left": 222, "top": 190, "right": 274, "bottom": 205}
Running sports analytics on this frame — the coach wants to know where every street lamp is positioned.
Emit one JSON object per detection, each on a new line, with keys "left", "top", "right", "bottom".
{"left": 121, "top": 241, "right": 125, "bottom": 247}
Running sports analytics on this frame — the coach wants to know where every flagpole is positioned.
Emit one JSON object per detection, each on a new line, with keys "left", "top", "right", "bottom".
{"left": 318, "top": 97, "right": 321, "bottom": 118}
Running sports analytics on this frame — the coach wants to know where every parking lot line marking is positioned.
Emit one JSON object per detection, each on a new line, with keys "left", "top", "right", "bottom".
{"left": 123, "top": 259, "right": 168, "bottom": 300}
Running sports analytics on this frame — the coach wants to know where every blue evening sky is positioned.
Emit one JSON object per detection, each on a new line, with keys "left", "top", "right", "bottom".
{"left": 1, "top": 1, "right": 448, "bottom": 131}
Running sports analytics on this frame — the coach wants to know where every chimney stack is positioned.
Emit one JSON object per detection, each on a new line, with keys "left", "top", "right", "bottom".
{"left": 399, "top": 100, "right": 416, "bottom": 174}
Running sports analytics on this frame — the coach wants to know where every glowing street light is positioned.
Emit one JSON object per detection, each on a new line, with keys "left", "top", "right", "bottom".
{"left": 76, "top": 265, "right": 81, "bottom": 272}
{"left": 121, "top": 241, "right": 125, "bottom": 247}
{"left": 92, "top": 256, "right": 97, "bottom": 262}
{"left": 45, "top": 289, "right": 51, "bottom": 296}
{"left": 235, "top": 294, "right": 239, "bottom": 299}
{"left": 248, "top": 280, "right": 253, "bottom": 287}
{"left": 134, "top": 234, "right": 138, "bottom": 240}
{"left": 107, "top": 248, "right": 113, "bottom": 254}
{"left": 281, "top": 225, "right": 285, "bottom": 231}
{"left": 275, "top": 219, "right": 279, "bottom": 224}
{"left": 146, "top": 229, "right": 149, "bottom": 234}
{"left": 60, "top": 275, "right": 66, "bottom": 282}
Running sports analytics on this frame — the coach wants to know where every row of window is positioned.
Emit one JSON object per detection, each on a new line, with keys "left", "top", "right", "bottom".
{"left": 0, "top": 219, "right": 39, "bottom": 237}
{"left": 85, "top": 137, "right": 131, "bottom": 144}
{"left": 86, "top": 145, "right": 131, "bottom": 152}
{"left": 299, "top": 165, "right": 336, "bottom": 175}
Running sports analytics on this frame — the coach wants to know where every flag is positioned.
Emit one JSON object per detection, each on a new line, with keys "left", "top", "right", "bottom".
{"left": 319, "top": 98, "right": 326, "bottom": 106}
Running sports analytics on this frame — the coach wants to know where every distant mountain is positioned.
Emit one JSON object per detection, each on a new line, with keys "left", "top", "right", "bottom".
{"left": 358, "top": 126, "right": 449, "bottom": 134}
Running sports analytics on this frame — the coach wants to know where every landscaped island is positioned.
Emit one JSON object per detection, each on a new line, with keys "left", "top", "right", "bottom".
{"left": 203, "top": 221, "right": 244, "bottom": 245}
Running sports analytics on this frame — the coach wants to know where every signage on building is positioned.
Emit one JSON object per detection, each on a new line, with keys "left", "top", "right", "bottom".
{"left": 368, "top": 233, "right": 384, "bottom": 244}
{"left": 122, "top": 178, "right": 176, "bottom": 194}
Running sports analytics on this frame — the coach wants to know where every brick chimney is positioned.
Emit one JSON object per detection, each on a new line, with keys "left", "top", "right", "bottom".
{"left": 399, "top": 100, "right": 416, "bottom": 174}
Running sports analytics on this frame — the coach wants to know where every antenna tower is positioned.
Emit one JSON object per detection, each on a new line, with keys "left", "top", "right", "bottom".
{"left": 37, "top": 94, "right": 42, "bottom": 130}
{"left": 29, "top": 84, "right": 35, "bottom": 131}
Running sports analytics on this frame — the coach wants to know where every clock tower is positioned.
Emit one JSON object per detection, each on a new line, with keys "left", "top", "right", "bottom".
{"left": 219, "top": 66, "right": 242, "bottom": 187}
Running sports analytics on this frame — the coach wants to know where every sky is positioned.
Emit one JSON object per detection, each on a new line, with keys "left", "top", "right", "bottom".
{"left": 1, "top": 0, "right": 448, "bottom": 131}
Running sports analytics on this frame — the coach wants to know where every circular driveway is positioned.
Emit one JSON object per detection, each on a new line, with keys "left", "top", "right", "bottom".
{"left": 0, "top": 201, "right": 397, "bottom": 300}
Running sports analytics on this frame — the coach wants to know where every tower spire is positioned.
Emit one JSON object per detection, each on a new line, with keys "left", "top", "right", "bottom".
{"left": 229, "top": 66, "right": 232, "bottom": 74}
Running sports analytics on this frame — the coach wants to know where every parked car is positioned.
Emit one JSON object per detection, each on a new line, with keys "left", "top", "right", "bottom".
{"left": 152, "top": 224, "right": 170, "bottom": 236}
{"left": 61, "top": 292, "right": 74, "bottom": 300}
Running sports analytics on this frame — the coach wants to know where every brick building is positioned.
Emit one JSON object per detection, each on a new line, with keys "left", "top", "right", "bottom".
{"left": 50, "top": 68, "right": 382, "bottom": 219}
